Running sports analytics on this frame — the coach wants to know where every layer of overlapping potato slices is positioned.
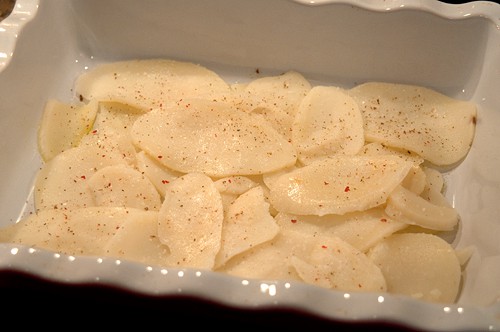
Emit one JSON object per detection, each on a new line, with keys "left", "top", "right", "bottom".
{"left": 0, "top": 59, "right": 477, "bottom": 303}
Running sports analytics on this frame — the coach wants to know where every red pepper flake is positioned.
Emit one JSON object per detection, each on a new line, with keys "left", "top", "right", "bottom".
{"left": 380, "top": 218, "right": 387, "bottom": 222}
{"left": 157, "top": 155, "right": 163, "bottom": 159}
{"left": 321, "top": 245, "right": 327, "bottom": 249}
{"left": 161, "top": 180, "right": 170, "bottom": 184}
{"left": 80, "top": 175, "right": 86, "bottom": 180}
{"left": 290, "top": 219, "right": 297, "bottom": 224}
{"left": 344, "top": 186, "right": 350, "bottom": 192}
{"left": 91, "top": 129, "right": 97, "bottom": 134}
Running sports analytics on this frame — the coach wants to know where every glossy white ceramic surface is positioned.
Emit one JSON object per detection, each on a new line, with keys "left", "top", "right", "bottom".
{"left": 0, "top": 0, "right": 499, "bottom": 330}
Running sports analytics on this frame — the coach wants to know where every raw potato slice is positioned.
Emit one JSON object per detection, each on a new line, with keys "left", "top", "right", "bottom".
{"left": 268, "top": 155, "right": 413, "bottom": 216}
{"left": 131, "top": 99, "right": 297, "bottom": 177}
{"left": 367, "top": 233, "right": 462, "bottom": 303}
{"left": 103, "top": 211, "right": 172, "bottom": 267}
{"left": 401, "top": 165, "right": 426, "bottom": 195}
{"left": 135, "top": 150, "right": 182, "bottom": 198}
{"left": 215, "top": 186, "right": 279, "bottom": 268}
{"left": 93, "top": 102, "right": 146, "bottom": 136}
{"left": 349, "top": 82, "right": 477, "bottom": 166}
{"left": 274, "top": 208, "right": 407, "bottom": 252}
{"left": 292, "top": 86, "right": 364, "bottom": 164}
{"left": 37, "top": 99, "right": 98, "bottom": 161}
{"left": 218, "top": 230, "right": 306, "bottom": 282}
{"left": 33, "top": 146, "right": 118, "bottom": 211}
{"left": 359, "top": 142, "right": 424, "bottom": 166}
{"left": 34, "top": 129, "right": 136, "bottom": 211}
{"left": 157, "top": 172, "right": 223, "bottom": 269}
{"left": 385, "top": 185, "right": 458, "bottom": 231}
{"left": 74, "top": 59, "right": 232, "bottom": 112}
{"left": 87, "top": 164, "right": 162, "bottom": 211}
{"left": 234, "top": 71, "right": 311, "bottom": 141}
{"left": 0, "top": 207, "right": 150, "bottom": 256}
{"left": 78, "top": 127, "right": 137, "bottom": 166}
{"left": 214, "top": 176, "right": 259, "bottom": 195}
{"left": 422, "top": 166, "right": 444, "bottom": 192}
{"left": 290, "top": 234, "right": 387, "bottom": 292}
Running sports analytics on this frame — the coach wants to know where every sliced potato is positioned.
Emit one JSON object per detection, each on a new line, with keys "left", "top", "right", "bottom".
{"left": 367, "top": 233, "right": 462, "bottom": 303}
{"left": 34, "top": 129, "right": 136, "bottom": 212}
{"left": 385, "top": 185, "right": 458, "bottom": 231}
{"left": 157, "top": 172, "right": 223, "bottom": 269}
{"left": 135, "top": 150, "right": 182, "bottom": 198}
{"left": 103, "top": 210, "right": 171, "bottom": 267}
{"left": 401, "top": 165, "right": 427, "bottom": 195}
{"left": 358, "top": 142, "right": 424, "bottom": 166}
{"left": 349, "top": 82, "right": 476, "bottom": 166}
{"left": 87, "top": 164, "right": 162, "bottom": 211}
{"left": 74, "top": 58, "right": 232, "bottom": 112}
{"left": 274, "top": 208, "right": 407, "bottom": 252}
{"left": 234, "top": 71, "right": 311, "bottom": 141}
{"left": 268, "top": 155, "right": 413, "bottom": 216}
{"left": 215, "top": 186, "right": 279, "bottom": 268}
{"left": 218, "top": 230, "right": 306, "bottom": 282}
{"left": 93, "top": 101, "right": 146, "bottom": 136}
{"left": 37, "top": 99, "right": 98, "bottom": 161}
{"left": 290, "top": 234, "right": 387, "bottom": 292}
{"left": 0, "top": 207, "right": 152, "bottom": 256}
{"left": 213, "top": 176, "right": 259, "bottom": 195}
{"left": 292, "top": 86, "right": 364, "bottom": 164}
{"left": 131, "top": 99, "right": 297, "bottom": 177}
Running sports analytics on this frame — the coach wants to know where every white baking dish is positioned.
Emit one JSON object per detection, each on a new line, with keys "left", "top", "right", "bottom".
{"left": 1, "top": 0, "right": 499, "bottom": 330}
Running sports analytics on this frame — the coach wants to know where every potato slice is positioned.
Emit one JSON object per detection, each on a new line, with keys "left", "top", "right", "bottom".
{"left": 359, "top": 142, "right": 424, "bottom": 166}
{"left": 93, "top": 102, "right": 146, "bottom": 136}
{"left": 274, "top": 208, "right": 407, "bottom": 252}
{"left": 218, "top": 230, "right": 306, "bottom": 282}
{"left": 103, "top": 211, "right": 171, "bottom": 267}
{"left": 131, "top": 99, "right": 297, "bottom": 177}
{"left": 290, "top": 234, "right": 387, "bottom": 292}
{"left": 74, "top": 58, "right": 232, "bottom": 112}
{"left": 422, "top": 166, "right": 444, "bottom": 192}
{"left": 367, "top": 233, "right": 462, "bottom": 303}
{"left": 135, "top": 150, "right": 182, "bottom": 198}
{"left": 37, "top": 99, "right": 98, "bottom": 161}
{"left": 87, "top": 164, "right": 162, "bottom": 211}
{"left": 401, "top": 165, "right": 427, "bottom": 195}
{"left": 234, "top": 71, "right": 311, "bottom": 141}
{"left": 349, "top": 82, "right": 476, "bottom": 166}
{"left": 0, "top": 207, "right": 152, "bottom": 256}
{"left": 157, "top": 172, "right": 223, "bottom": 269}
{"left": 215, "top": 186, "right": 279, "bottom": 268}
{"left": 268, "top": 155, "right": 413, "bottom": 216}
{"left": 213, "top": 176, "right": 259, "bottom": 196}
{"left": 34, "top": 129, "right": 136, "bottom": 212}
{"left": 385, "top": 185, "right": 458, "bottom": 231}
{"left": 292, "top": 86, "right": 364, "bottom": 164}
